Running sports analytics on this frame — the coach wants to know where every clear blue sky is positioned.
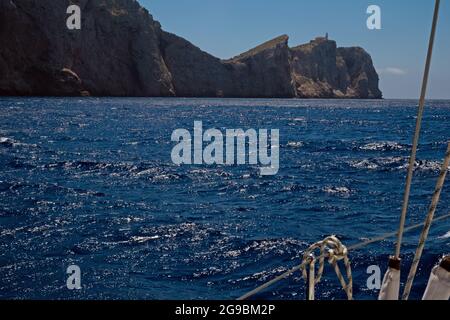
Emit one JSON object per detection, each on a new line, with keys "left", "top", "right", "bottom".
{"left": 142, "top": 0, "right": 450, "bottom": 99}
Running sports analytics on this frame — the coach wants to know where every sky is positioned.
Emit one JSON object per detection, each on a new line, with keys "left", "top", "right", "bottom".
{"left": 142, "top": 0, "right": 450, "bottom": 99}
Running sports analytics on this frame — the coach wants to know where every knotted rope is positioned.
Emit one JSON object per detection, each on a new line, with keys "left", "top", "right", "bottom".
{"left": 301, "top": 236, "right": 353, "bottom": 300}
{"left": 237, "top": 212, "right": 450, "bottom": 300}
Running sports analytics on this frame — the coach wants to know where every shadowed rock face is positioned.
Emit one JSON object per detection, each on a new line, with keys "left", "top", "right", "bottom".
{"left": 160, "top": 31, "right": 233, "bottom": 98}
{"left": 225, "top": 35, "right": 297, "bottom": 98}
{"left": 0, "top": 0, "right": 174, "bottom": 96}
{"left": 0, "top": 0, "right": 382, "bottom": 99}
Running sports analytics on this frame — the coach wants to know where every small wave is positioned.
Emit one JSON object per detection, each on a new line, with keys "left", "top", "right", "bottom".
{"left": 45, "top": 160, "right": 124, "bottom": 171}
{"left": 130, "top": 235, "right": 160, "bottom": 243}
{"left": 107, "top": 223, "right": 220, "bottom": 248}
{"left": 118, "top": 216, "right": 145, "bottom": 224}
{"left": 350, "top": 157, "right": 449, "bottom": 172}
{"left": 241, "top": 238, "right": 306, "bottom": 256}
{"left": 153, "top": 173, "right": 183, "bottom": 181}
{"left": 0, "top": 137, "right": 37, "bottom": 148}
{"left": 286, "top": 141, "right": 303, "bottom": 149}
{"left": 0, "top": 137, "right": 14, "bottom": 146}
{"left": 323, "top": 186, "right": 351, "bottom": 196}
{"left": 135, "top": 168, "right": 155, "bottom": 176}
{"left": 71, "top": 239, "right": 104, "bottom": 255}
{"left": 351, "top": 159, "right": 380, "bottom": 170}
{"left": 438, "top": 231, "right": 450, "bottom": 239}
{"left": 412, "top": 160, "right": 450, "bottom": 172}
{"left": 43, "top": 161, "right": 178, "bottom": 179}
{"left": 134, "top": 166, "right": 187, "bottom": 182}
{"left": 188, "top": 169, "right": 211, "bottom": 175}
{"left": 281, "top": 184, "right": 306, "bottom": 192}
{"left": 193, "top": 266, "right": 224, "bottom": 278}
{"left": 216, "top": 171, "right": 233, "bottom": 178}
{"left": 0, "top": 226, "right": 26, "bottom": 237}
{"left": 360, "top": 141, "right": 405, "bottom": 151}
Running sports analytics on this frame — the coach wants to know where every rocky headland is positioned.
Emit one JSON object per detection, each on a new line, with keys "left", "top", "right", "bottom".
{"left": 0, "top": 0, "right": 382, "bottom": 98}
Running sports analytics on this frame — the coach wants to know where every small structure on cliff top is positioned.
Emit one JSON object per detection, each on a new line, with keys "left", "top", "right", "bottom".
{"left": 315, "top": 33, "right": 329, "bottom": 42}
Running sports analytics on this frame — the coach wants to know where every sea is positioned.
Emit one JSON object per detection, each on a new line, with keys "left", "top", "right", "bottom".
{"left": 0, "top": 97, "right": 449, "bottom": 300}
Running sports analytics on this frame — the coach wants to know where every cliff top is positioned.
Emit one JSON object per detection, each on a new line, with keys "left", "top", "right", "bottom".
{"left": 291, "top": 37, "right": 337, "bottom": 52}
{"left": 226, "top": 35, "right": 289, "bottom": 62}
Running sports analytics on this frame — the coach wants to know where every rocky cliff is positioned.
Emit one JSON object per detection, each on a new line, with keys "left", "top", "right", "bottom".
{"left": 0, "top": 0, "right": 382, "bottom": 99}
{"left": 291, "top": 37, "right": 382, "bottom": 98}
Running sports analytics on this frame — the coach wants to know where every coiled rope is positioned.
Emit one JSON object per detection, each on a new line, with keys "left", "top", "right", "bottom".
{"left": 402, "top": 142, "right": 450, "bottom": 300}
{"left": 302, "top": 236, "right": 352, "bottom": 300}
{"left": 237, "top": 212, "right": 450, "bottom": 300}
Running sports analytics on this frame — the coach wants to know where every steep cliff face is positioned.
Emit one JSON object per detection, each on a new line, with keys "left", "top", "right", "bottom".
{"left": 160, "top": 31, "right": 233, "bottom": 97}
{"left": 226, "top": 35, "right": 296, "bottom": 98}
{"left": 291, "top": 38, "right": 342, "bottom": 98}
{"left": 291, "top": 37, "right": 382, "bottom": 99}
{"left": 160, "top": 34, "right": 296, "bottom": 98}
{"left": 0, "top": 0, "right": 382, "bottom": 98}
{"left": 337, "top": 47, "right": 382, "bottom": 99}
{"left": 0, "top": 0, "right": 174, "bottom": 96}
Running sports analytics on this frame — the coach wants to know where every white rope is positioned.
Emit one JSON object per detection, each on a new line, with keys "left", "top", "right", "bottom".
{"left": 395, "top": 0, "right": 440, "bottom": 259}
{"left": 307, "top": 257, "right": 315, "bottom": 300}
{"left": 301, "top": 236, "right": 352, "bottom": 300}
{"left": 402, "top": 142, "right": 450, "bottom": 300}
{"left": 236, "top": 212, "right": 450, "bottom": 300}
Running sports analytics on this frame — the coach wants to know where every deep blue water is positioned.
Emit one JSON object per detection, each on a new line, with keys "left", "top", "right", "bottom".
{"left": 0, "top": 97, "right": 449, "bottom": 300}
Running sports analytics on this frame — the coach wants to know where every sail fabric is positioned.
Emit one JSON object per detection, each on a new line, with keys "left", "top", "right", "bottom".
{"left": 378, "top": 268, "right": 400, "bottom": 300}
{"left": 422, "top": 265, "right": 450, "bottom": 300}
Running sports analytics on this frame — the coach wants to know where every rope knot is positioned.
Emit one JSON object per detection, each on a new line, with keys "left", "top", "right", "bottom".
{"left": 327, "top": 236, "right": 348, "bottom": 264}
{"left": 301, "top": 235, "right": 353, "bottom": 300}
